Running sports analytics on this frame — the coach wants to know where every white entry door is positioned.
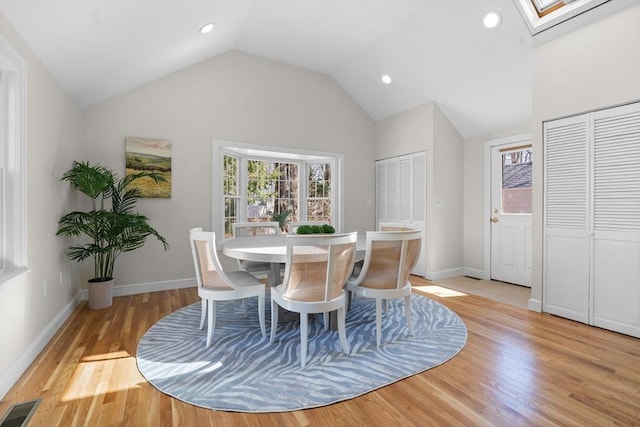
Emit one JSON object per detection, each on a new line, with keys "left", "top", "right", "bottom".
{"left": 490, "top": 141, "right": 532, "bottom": 287}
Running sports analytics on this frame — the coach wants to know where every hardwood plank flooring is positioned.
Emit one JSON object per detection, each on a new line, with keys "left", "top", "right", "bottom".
{"left": 1, "top": 277, "right": 639, "bottom": 426}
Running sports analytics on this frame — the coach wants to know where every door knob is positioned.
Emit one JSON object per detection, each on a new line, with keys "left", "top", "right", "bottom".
{"left": 490, "top": 217, "right": 499, "bottom": 223}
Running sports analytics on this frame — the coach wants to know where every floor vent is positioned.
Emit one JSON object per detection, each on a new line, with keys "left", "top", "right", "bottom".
{"left": 0, "top": 399, "right": 41, "bottom": 427}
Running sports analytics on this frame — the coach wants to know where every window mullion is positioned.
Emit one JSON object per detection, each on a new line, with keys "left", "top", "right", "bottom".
{"left": 240, "top": 156, "right": 247, "bottom": 223}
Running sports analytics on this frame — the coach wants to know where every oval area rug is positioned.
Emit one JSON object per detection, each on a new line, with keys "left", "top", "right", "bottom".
{"left": 136, "top": 293, "right": 467, "bottom": 413}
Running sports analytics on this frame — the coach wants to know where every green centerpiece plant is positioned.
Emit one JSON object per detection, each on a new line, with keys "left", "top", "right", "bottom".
{"left": 56, "top": 161, "right": 169, "bottom": 309}
{"left": 295, "top": 224, "right": 336, "bottom": 234}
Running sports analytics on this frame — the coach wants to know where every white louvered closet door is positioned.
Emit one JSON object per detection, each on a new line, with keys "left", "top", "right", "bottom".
{"left": 375, "top": 152, "right": 427, "bottom": 276}
{"left": 591, "top": 103, "right": 640, "bottom": 338}
{"left": 544, "top": 101, "right": 640, "bottom": 338}
{"left": 543, "top": 114, "right": 590, "bottom": 324}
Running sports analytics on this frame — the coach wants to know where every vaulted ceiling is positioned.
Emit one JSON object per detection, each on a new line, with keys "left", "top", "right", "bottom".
{"left": 0, "top": 0, "right": 628, "bottom": 138}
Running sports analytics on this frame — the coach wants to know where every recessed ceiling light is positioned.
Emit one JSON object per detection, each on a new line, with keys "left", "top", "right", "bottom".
{"left": 483, "top": 12, "right": 502, "bottom": 29}
{"left": 381, "top": 75, "right": 392, "bottom": 84}
{"left": 200, "top": 23, "right": 214, "bottom": 34}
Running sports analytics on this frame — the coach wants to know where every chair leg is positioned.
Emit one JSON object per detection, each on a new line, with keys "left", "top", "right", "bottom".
{"left": 243, "top": 298, "right": 248, "bottom": 318}
{"left": 269, "top": 299, "right": 279, "bottom": 343}
{"left": 199, "top": 298, "right": 206, "bottom": 330}
{"left": 300, "top": 311, "right": 309, "bottom": 368}
{"left": 404, "top": 294, "right": 414, "bottom": 336}
{"left": 323, "top": 312, "right": 330, "bottom": 331}
{"left": 258, "top": 293, "right": 266, "bottom": 338}
{"left": 337, "top": 305, "right": 349, "bottom": 355}
{"left": 206, "top": 300, "right": 216, "bottom": 348}
{"left": 375, "top": 298, "right": 383, "bottom": 347}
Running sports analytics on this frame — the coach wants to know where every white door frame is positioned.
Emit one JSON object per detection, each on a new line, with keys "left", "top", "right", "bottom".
{"left": 483, "top": 133, "right": 532, "bottom": 280}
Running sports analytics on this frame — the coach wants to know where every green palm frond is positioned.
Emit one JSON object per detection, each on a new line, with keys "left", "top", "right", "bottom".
{"left": 57, "top": 161, "right": 169, "bottom": 280}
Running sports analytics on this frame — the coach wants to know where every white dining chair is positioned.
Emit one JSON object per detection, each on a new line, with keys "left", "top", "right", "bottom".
{"left": 190, "top": 228, "right": 266, "bottom": 348}
{"left": 270, "top": 232, "right": 357, "bottom": 367}
{"left": 378, "top": 222, "right": 416, "bottom": 231}
{"left": 346, "top": 230, "right": 421, "bottom": 347}
{"left": 232, "top": 221, "right": 281, "bottom": 284}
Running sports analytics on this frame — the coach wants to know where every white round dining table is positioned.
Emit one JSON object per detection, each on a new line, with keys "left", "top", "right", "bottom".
{"left": 222, "top": 235, "right": 289, "bottom": 265}
{"left": 221, "top": 234, "right": 365, "bottom": 286}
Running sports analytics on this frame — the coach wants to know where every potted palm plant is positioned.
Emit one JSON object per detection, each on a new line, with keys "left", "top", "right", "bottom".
{"left": 57, "top": 161, "right": 169, "bottom": 309}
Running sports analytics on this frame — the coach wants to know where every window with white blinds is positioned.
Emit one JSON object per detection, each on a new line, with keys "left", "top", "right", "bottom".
{"left": 593, "top": 109, "right": 640, "bottom": 232}
{"left": 544, "top": 117, "right": 588, "bottom": 230}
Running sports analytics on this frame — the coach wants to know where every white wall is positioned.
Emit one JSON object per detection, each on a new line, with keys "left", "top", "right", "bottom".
{"left": 81, "top": 51, "right": 375, "bottom": 289}
{"left": 531, "top": 4, "right": 640, "bottom": 306}
{"left": 374, "top": 102, "right": 464, "bottom": 278}
{"left": 0, "top": 11, "right": 83, "bottom": 398}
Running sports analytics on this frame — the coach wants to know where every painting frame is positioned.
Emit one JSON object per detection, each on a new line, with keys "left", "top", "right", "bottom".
{"left": 125, "top": 136, "right": 172, "bottom": 198}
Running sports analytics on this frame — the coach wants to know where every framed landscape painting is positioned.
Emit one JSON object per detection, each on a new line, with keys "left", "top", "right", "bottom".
{"left": 125, "top": 136, "right": 172, "bottom": 198}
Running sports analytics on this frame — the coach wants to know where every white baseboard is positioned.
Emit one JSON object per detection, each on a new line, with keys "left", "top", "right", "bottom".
{"left": 424, "top": 267, "right": 464, "bottom": 281}
{"left": 462, "top": 267, "right": 489, "bottom": 280}
{"left": 528, "top": 298, "right": 542, "bottom": 312}
{"left": 0, "top": 293, "right": 81, "bottom": 399}
{"left": 79, "top": 278, "right": 196, "bottom": 300}
{"left": 2, "top": 278, "right": 197, "bottom": 400}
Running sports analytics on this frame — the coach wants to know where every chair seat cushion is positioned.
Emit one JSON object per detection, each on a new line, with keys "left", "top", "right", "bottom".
{"left": 225, "top": 270, "right": 264, "bottom": 287}
{"left": 240, "top": 260, "right": 272, "bottom": 272}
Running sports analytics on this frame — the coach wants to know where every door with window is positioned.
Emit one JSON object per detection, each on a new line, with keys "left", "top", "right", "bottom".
{"left": 490, "top": 141, "right": 532, "bottom": 287}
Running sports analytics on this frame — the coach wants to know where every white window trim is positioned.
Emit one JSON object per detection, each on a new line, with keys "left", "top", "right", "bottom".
{"left": 0, "top": 35, "right": 28, "bottom": 284}
{"left": 212, "top": 139, "right": 344, "bottom": 246}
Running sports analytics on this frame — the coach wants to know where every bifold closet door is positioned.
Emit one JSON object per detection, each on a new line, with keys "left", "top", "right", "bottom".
{"left": 543, "top": 115, "right": 590, "bottom": 324}
{"left": 591, "top": 103, "right": 640, "bottom": 338}
{"left": 375, "top": 152, "right": 427, "bottom": 277}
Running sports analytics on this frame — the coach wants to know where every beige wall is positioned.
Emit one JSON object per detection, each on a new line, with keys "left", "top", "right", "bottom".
{"left": 81, "top": 51, "right": 375, "bottom": 287}
{"left": 0, "top": 12, "right": 83, "bottom": 397}
{"left": 374, "top": 102, "right": 464, "bottom": 278}
{"left": 431, "top": 105, "right": 464, "bottom": 275}
{"left": 462, "top": 125, "right": 530, "bottom": 277}
{"left": 531, "top": 4, "right": 640, "bottom": 306}
{"left": 5, "top": 2, "right": 638, "bottom": 399}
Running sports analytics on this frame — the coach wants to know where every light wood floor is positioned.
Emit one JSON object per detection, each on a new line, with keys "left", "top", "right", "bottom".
{"left": 2, "top": 276, "right": 639, "bottom": 426}
{"left": 428, "top": 276, "right": 531, "bottom": 309}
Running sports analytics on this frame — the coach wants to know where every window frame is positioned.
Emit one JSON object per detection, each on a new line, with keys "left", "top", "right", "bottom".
{"left": 213, "top": 139, "right": 343, "bottom": 244}
{"left": 514, "top": 0, "right": 610, "bottom": 35}
{"left": 0, "top": 35, "right": 28, "bottom": 283}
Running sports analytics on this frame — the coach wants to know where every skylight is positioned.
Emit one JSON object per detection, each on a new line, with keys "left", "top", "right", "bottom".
{"left": 514, "top": 0, "right": 610, "bottom": 35}
{"left": 531, "top": 0, "right": 566, "bottom": 15}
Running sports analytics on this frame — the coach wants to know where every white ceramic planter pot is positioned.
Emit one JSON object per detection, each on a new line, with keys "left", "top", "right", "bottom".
{"left": 88, "top": 278, "right": 114, "bottom": 309}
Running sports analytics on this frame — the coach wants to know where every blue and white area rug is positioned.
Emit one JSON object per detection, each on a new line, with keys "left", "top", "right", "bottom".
{"left": 136, "top": 293, "right": 467, "bottom": 413}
